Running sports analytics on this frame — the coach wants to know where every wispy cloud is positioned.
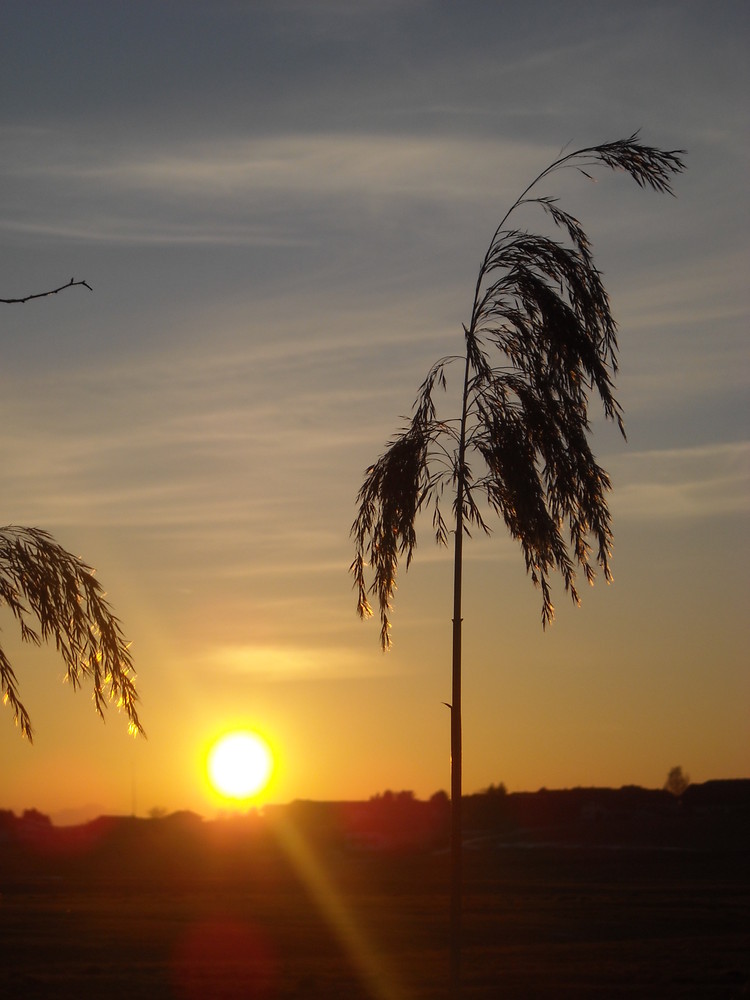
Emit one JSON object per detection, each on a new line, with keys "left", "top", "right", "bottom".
{"left": 610, "top": 442, "right": 750, "bottom": 521}
{"left": 1, "top": 131, "right": 545, "bottom": 245}
{"left": 0, "top": 217, "right": 310, "bottom": 247}
{"left": 33, "top": 134, "right": 535, "bottom": 198}
{"left": 204, "top": 642, "right": 395, "bottom": 681}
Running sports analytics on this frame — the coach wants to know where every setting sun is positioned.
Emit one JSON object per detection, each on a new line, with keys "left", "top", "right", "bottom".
{"left": 207, "top": 731, "right": 274, "bottom": 801}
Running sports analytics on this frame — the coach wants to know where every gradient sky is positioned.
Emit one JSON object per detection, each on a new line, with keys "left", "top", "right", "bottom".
{"left": 1, "top": 0, "right": 747, "bottom": 823}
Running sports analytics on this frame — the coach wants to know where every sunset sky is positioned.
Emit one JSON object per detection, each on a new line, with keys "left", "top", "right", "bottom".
{"left": 1, "top": 1, "right": 747, "bottom": 824}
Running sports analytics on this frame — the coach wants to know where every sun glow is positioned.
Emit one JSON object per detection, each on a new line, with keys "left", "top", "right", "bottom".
{"left": 206, "top": 730, "right": 274, "bottom": 801}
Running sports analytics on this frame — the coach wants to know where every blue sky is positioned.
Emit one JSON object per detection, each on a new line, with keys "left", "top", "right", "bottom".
{"left": 1, "top": 0, "right": 747, "bottom": 821}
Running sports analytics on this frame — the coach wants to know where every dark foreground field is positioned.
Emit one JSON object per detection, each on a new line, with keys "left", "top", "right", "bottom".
{"left": 1, "top": 844, "right": 748, "bottom": 998}
{"left": 1, "top": 799, "right": 748, "bottom": 998}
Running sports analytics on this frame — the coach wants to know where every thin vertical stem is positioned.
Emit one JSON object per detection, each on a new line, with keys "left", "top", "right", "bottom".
{"left": 449, "top": 500, "right": 463, "bottom": 994}
{"left": 450, "top": 341, "right": 472, "bottom": 997}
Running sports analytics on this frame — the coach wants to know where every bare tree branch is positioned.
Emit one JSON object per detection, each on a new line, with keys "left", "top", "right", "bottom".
{"left": 1, "top": 278, "right": 92, "bottom": 304}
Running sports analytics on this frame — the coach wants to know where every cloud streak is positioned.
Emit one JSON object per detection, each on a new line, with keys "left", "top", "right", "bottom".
{"left": 610, "top": 442, "right": 749, "bottom": 521}
{"left": 2, "top": 131, "right": 548, "bottom": 246}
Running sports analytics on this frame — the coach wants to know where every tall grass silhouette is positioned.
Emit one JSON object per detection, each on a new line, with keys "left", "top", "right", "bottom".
{"left": 352, "top": 133, "right": 685, "bottom": 994}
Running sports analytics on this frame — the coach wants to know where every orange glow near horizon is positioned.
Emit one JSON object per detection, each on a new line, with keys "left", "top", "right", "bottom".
{"left": 205, "top": 730, "right": 275, "bottom": 804}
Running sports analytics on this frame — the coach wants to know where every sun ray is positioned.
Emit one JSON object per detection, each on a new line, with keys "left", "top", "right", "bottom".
{"left": 271, "top": 814, "right": 408, "bottom": 1000}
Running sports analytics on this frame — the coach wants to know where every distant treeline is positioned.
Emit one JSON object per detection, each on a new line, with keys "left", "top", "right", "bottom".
{"left": 272, "top": 780, "right": 750, "bottom": 851}
{"left": 2, "top": 780, "right": 749, "bottom": 868}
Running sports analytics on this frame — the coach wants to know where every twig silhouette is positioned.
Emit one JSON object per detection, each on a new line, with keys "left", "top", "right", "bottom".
{"left": 1, "top": 278, "right": 92, "bottom": 304}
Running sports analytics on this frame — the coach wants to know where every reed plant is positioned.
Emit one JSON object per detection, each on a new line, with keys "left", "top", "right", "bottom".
{"left": 351, "top": 133, "right": 685, "bottom": 995}
{"left": 0, "top": 525, "right": 142, "bottom": 740}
